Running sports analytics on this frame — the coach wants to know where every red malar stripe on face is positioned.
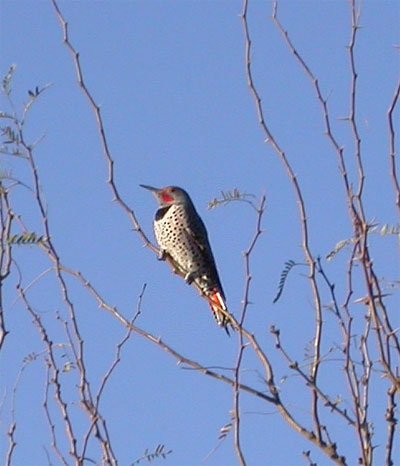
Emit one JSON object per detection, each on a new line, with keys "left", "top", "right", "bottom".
{"left": 161, "top": 192, "right": 174, "bottom": 203}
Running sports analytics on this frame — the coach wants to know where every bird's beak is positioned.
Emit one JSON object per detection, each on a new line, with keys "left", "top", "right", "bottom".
{"left": 139, "top": 184, "right": 160, "bottom": 193}
{"left": 140, "top": 184, "right": 163, "bottom": 203}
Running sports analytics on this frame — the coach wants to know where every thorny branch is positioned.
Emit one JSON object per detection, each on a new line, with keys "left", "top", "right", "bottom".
{"left": 56, "top": 263, "right": 277, "bottom": 403}
{"left": 50, "top": 0, "right": 157, "bottom": 257}
{"left": 59, "top": 313, "right": 117, "bottom": 465}
{"left": 348, "top": 0, "right": 364, "bottom": 202}
{"left": 388, "top": 76, "right": 400, "bottom": 219}
{"left": 43, "top": 363, "right": 69, "bottom": 466}
{"left": 5, "top": 423, "right": 16, "bottom": 466}
{"left": 385, "top": 385, "right": 397, "bottom": 466}
{"left": 270, "top": 324, "right": 356, "bottom": 427}
{"left": 346, "top": 0, "right": 400, "bottom": 404}
{"left": 317, "top": 256, "right": 374, "bottom": 465}
{"left": 6, "top": 352, "right": 44, "bottom": 466}
{"left": 1, "top": 65, "right": 131, "bottom": 466}
{"left": 273, "top": 0, "right": 400, "bottom": 393}
{"left": 81, "top": 285, "right": 145, "bottom": 462}
{"left": 0, "top": 185, "right": 13, "bottom": 351}
{"left": 233, "top": 195, "right": 266, "bottom": 466}
{"left": 243, "top": 0, "right": 326, "bottom": 451}
{"left": 16, "top": 281, "right": 81, "bottom": 463}
{"left": 271, "top": 1, "right": 400, "bottom": 464}
{"left": 11, "top": 106, "right": 118, "bottom": 464}
{"left": 61, "top": 261, "right": 349, "bottom": 464}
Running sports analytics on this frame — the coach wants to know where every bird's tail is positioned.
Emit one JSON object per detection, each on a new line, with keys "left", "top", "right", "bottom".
{"left": 208, "top": 290, "right": 232, "bottom": 335}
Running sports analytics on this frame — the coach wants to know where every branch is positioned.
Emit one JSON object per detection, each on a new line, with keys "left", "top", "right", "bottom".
{"left": 54, "top": 252, "right": 349, "bottom": 465}
{"left": 16, "top": 282, "right": 80, "bottom": 463}
{"left": 81, "top": 285, "right": 145, "bottom": 463}
{"left": 272, "top": 0, "right": 400, "bottom": 399}
{"left": 233, "top": 196, "right": 265, "bottom": 466}
{"left": 50, "top": 0, "right": 157, "bottom": 256}
{"left": 243, "top": 0, "right": 324, "bottom": 444}
{"left": 385, "top": 385, "right": 397, "bottom": 466}
{"left": 270, "top": 325, "right": 356, "bottom": 427}
{"left": 388, "top": 77, "right": 400, "bottom": 218}
{"left": 43, "top": 363, "right": 69, "bottom": 466}
{"left": 348, "top": 0, "right": 365, "bottom": 202}
{"left": 0, "top": 184, "right": 13, "bottom": 350}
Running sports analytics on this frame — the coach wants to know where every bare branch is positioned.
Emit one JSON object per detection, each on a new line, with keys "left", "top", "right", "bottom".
{"left": 50, "top": 0, "right": 157, "bottom": 256}
{"left": 233, "top": 196, "right": 265, "bottom": 466}
{"left": 17, "top": 283, "right": 80, "bottom": 463}
{"left": 244, "top": 0, "right": 325, "bottom": 445}
{"left": 81, "top": 285, "right": 146, "bottom": 463}
{"left": 43, "top": 363, "right": 69, "bottom": 466}
{"left": 5, "top": 423, "right": 16, "bottom": 466}
{"left": 270, "top": 325, "right": 356, "bottom": 427}
{"left": 388, "top": 77, "right": 400, "bottom": 218}
{"left": 272, "top": 0, "right": 400, "bottom": 398}
{"left": 302, "top": 450, "right": 317, "bottom": 466}
{"left": 385, "top": 385, "right": 397, "bottom": 466}
{"left": 0, "top": 184, "right": 13, "bottom": 350}
{"left": 348, "top": 0, "right": 365, "bottom": 202}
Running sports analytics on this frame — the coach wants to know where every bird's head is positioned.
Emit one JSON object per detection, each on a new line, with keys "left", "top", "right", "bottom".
{"left": 140, "top": 185, "right": 191, "bottom": 207}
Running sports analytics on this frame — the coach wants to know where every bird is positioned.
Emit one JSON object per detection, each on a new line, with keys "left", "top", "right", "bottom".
{"left": 140, "top": 184, "right": 230, "bottom": 333}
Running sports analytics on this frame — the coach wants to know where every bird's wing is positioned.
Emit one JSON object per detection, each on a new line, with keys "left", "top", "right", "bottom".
{"left": 183, "top": 215, "right": 225, "bottom": 296}
{"left": 184, "top": 214, "right": 213, "bottom": 256}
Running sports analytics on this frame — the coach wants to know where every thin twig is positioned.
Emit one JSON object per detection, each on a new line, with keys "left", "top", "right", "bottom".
{"left": 17, "top": 283, "right": 80, "bottom": 463}
{"left": 387, "top": 77, "right": 400, "bottom": 218}
{"left": 58, "top": 314, "right": 117, "bottom": 465}
{"left": 50, "top": 0, "right": 157, "bottom": 256}
{"left": 272, "top": 0, "right": 400, "bottom": 398}
{"left": 43, "top": 363, "right": 69, "bottom": 466}
{"left": 81, "top": 285, "right": 146, "bottom": 463}
{"left": 0, "top": 185, "right": 13, "bottom": 350}
{"left": 385, "top": 385, "right": 397, "bottom": 466}
{"left": 302, "top": 450, "right": 317, "bottom": 466}
{"left": 348, "top": 0, "right": 365, "bottom": 202}
{"left": 5, "top": 423, "right": 16, "bottom": 466}
{"left": 58, "top": 252, "right": 347, "bottom": 464}
{"left": 317, "top": 257, "right": 373, "bottom": 458}
{"left": 348, "top": 14, "right": 375, "bottom": 462}
{"left": 270, "top": 326, "right": 356, "bottom": 427}
{"left": 233, "top": 196, "right": 265, "bottom": 466}
{"left": 245, "top": 0, "right": 325, "bottom": 444}
{"left": 7, "top": 80, "right": 122, "bottom": 462}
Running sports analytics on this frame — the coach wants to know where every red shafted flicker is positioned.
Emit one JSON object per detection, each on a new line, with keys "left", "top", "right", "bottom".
{"left": 140, "top": 185, "right": 230, "bottom": 333}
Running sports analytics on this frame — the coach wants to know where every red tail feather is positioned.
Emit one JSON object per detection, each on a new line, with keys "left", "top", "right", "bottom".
{"left": 208, "top": 291, "right": 230, "bottom": 334}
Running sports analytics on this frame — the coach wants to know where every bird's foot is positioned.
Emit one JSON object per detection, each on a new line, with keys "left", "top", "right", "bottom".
{"left": 184, "top": 272, "right": 195, "bottom": 285}
{"left": 157, "top": 249, "right": 167, "bottom": 261}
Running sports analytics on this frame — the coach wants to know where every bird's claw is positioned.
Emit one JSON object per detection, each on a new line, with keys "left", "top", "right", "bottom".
{"left": 184, "top": 272, "right": 195, "bottom": 285}
{"left": 158, "top": 249, "right": 167, "bottom": 261}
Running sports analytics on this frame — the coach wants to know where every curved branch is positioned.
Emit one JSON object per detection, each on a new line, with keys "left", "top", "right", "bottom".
{"left": 243, "top": 0, "right": 324, "bottom": 444}
{"left": 388, "top": 77, "right": 400, "bottom": 218}
{"left": 50, "top": 0, "right": 157, "bottom": 256}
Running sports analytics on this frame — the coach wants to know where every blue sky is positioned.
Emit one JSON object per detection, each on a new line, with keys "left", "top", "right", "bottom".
{"left": 1, "top": 1, "right": 399, "bottom": 465}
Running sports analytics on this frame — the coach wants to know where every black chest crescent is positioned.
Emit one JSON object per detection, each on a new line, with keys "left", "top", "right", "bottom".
{"left": 155, "top": 206, "right": 172, "bottom": 221}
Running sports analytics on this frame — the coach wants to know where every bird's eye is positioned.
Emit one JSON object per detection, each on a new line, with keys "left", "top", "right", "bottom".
{"left": 170, "top": 188, "right": 175, "bottom": 192}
